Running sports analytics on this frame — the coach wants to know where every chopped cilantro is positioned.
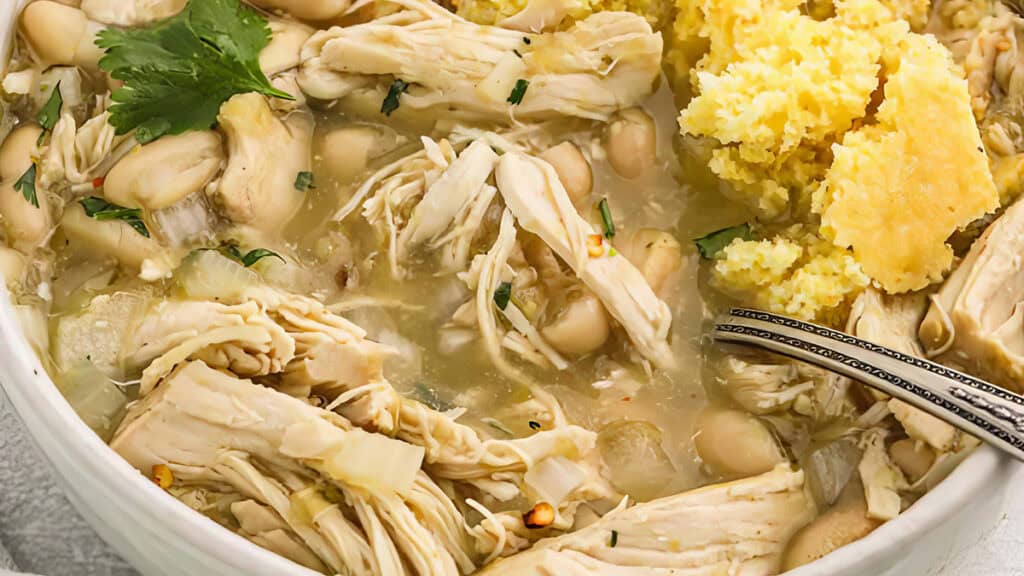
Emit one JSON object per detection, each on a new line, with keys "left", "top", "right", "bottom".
{"left": 694, "top": 224, "right": 752, "bottom": 259}
{"left": 36, "top": 82, "right": 63, "bottom": 139}
{"left": 528, "top": 420, "right": 541, "bottom": 430}
{"left": 494, "top": 281, "right": 512, "bottom": 310}
{"left": 294, "top": 170, "right": 315, "bottom": 191}
{"left": 381, "top": 79, "right": 409, "bottom": 116}
{"left": 598, "top": 198, "right": 615, "bottom": 238}
{"left": 13, "top": 164, "right": 38, "bottom": 208}
{"left": 79, "top": 197, "right": 150, "bottom": 238}
{"left": 217, "top": 242, "right": 284, "bottom": 267}
{"left": 610, "top": 530, "right": 618, "bottom": 547}
{"left": 507, "top": 79, "right": 529, "bottom": 105}
{"left": 95, "top": 0, "right": 292, "bottom": 144}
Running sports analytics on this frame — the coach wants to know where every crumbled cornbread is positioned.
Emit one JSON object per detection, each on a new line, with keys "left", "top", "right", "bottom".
{"left": 816, "top": 33, "right": 999, "bottom": 293}
{"left": 712, "top": 228, "right": 871, "bottom": 321}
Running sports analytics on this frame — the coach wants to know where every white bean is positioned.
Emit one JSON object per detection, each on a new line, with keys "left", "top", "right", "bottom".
{"left": 782, "top": 479, "right": 881, "bottom": 570}
{"left": 694, "top": 406, "right": 786, "bottom": 477}
{"left": 620, "top": 228, "right": 682, "bottom": 298}
{"left": 0, "top": 181, "right": 51, "bottom": 252}
{"left": 318, "top": 125, "right": 398, "bottom": 184}
{"left": 104, "top": 131, "right": 224, "bottom": 211}
{"left": 248, "top": 0, "right": 352, "bottom": 21}
{"left": 605, "top": 107, "right": 656, "bottom": 179}
{"left": 0, "top": 246, "right": 27, "bottom": 290}
{"left": 20, "top": 1, "right": 104, "bottom": 69}
{"left": 888, "top": 438, "right": 936, "bottom": 484}
{"left": 260, "top": 18, "right": 314, "bottom": 77}
{"left": 540, "top": 141, "right": 592, "bottom": 205}
{"left": 60, "top": 203, "right": 163, "bottom": 269}
{"left": 541, "top": 292, "right": 610, "bottom": 355}
{"left": 0, "top": 125, "right": 42, "bottom": 182}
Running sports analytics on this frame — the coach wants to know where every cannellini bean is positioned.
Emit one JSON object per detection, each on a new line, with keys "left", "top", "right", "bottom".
{"left": 80, "top": 0, "right": 186, "bottom": 27}
{"left": 540, "top": 292, "right": 610, "bottom": 355}
{"left": 248, "top": 0, "right": 352, "bottom": 21}
{"left": 60, "top": 203, "right": 163, "bottom": 269}
{"left": 605, "top": 107, "right": 656, "bottom": 179}
{"left": 0, "top": 246, "right": 27, "bottom": 289}
{"left": 540, "top": 141, "right": 592, "bottom": 205}
{"left": 261, "top": 18, "right": 314, "bottom": 77}
{"left": 318, "top": 125, "right": 398, "bottom": 184}
{"left": 0, "top": 181, "right": 51, "bottom": 252}
{"left": 0, "top": 125, "right": 43, "bottom": 182}
{"left": 19, "top": 1, "right": 104, "bottom": 69}
{"left": 104, "top": 131, "right": 224, "bottom": 211}
{"left": 782, "top": 479, "right": 882, "bottom": 570}
{"left": 619, "top": 228, "right": 682, "bottom": 298}
{"left": 888, "top": 438, "right": 936, "bottom": 484}
{"left": 694, "top": 406, "right": 786, "bottom": 477}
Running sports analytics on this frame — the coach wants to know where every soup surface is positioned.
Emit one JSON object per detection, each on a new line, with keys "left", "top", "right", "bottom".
{"left": 1, "top": 0, "right": 1019, "bottom": 574}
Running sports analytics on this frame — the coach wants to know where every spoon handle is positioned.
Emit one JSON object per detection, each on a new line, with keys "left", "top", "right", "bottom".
{"left": 713, "top": 308, "right": 1024, "bottom": 462}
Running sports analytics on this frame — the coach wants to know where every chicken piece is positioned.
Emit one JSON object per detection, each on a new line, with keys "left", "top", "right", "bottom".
{"left": 248, "top": 0, "right": 352, "bottom": 21}
{"left": 261, "top": 18, "right": 315, "bottom": 77}
{"left": 298, "top": 0, "right": 662, "bottom": 122}
{"left": 215, "top": 93, "right": 314, "bottom": 232}
{"left": 847, "top": 288, "right": 961, "bottom": 452}
{"left": 110, "top": 360, "right": 477, "bottom": 576}
{"left": 479, "top": 465, "right": 815, "bottom": 576}
{"left": 782, "top": 477, "right": 881, "bottom": 571}
{"left": 40, "top": 109, "right": 132, "bottom": 188}
{"left": 919, "top": 197, "right": 1024, "bottom": 392}
{"left": 54, "top": 291, "right": 150, "bottom": 376}
{"left": 495, "top": 152, "right": 674, "bottom": 368}
{"left": 352, "top": 138, "right": 499, "bottom": 278}
{"left": 103, "top": 131, "right": 223, "bottom": 211}
{"left": 857, "top": 429, "right": 909, "bottom": 521}
{"left": 80, "top": 0, "right": 186, "bottom": 26}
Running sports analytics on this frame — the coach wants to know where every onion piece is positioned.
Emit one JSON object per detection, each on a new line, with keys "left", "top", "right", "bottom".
{"left": 174, "top": 249, "right": 258, "bottom": 302}
{"left": 524, "top": 455, "right": 587, "bottom": 505}
{"left": 57, "top": 362, "right": 128, "bottom": 442}
{"left": 324, "top": 429, "right": 425, "bottom": 496}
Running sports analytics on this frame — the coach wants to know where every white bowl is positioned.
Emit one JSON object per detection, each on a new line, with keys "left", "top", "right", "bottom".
{"left": 0, "top": 3, "right": 1018, "bottom": 575}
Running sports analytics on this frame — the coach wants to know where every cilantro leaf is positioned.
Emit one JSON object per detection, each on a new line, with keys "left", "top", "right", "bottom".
{"left": 598, "top": 198, "right": 615, "bottom": 238}
{"left": 96, "top": 0, "right": 292, "bottom": 144}
{"left": 507, "top": 79, "right": 529, "bottom": 105}
{"left": 36, "top": 82, "right": 63, "bottom": 134}
{"left": 694, "top": 224, "right": 752, "bottom": 259}
{"left": 79, "top": 197, "right": 150, "bottom": 238}
{"left": 294, "top": 171, "right": 315, "bottom": 191}
{"left": 493, "top": 281, "right": 512, "bottom": 310}
{"left": 381, "top": 79, "right": 409, "bottom": 116}
{"left": 13, "top": 164, "right": 38, "bottom": 208}
{"left": 238, "top": 248, "right": 284, "bottom": 267}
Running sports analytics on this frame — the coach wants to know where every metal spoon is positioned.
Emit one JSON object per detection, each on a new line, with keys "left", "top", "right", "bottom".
{"left": 713, "top": 307, "right": 1024, "bottom": 462}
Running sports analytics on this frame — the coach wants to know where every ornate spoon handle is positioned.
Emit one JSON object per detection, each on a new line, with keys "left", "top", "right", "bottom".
{"left": 713, "top": 308, "right": 1024, "bottom": 462}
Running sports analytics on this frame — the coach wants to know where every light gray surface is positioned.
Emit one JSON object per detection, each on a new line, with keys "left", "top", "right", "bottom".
{"left": 0, "top": 384, "right": 1020, "bottom": 576}
{"left": 0, "top": 388, "right": 136, "bottom": 576}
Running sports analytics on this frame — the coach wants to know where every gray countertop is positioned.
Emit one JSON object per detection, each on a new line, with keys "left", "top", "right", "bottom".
{"left": 1, "top": 385, "right": 1020, "bottom": 576}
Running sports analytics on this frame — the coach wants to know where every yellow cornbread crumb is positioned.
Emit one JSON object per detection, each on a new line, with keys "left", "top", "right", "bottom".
{"left": 815, "top": 33, "right": 999, "bottom": 293}
{"left": 712, "top": 229, "right": 871, "bottom": 321}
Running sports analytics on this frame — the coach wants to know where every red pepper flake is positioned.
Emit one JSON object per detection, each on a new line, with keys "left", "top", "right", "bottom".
{"left": 92, "top": 176, "right": 105, "bottom": 189}
{"left": 621, "top": 396, "right": 631, "bottom": 402}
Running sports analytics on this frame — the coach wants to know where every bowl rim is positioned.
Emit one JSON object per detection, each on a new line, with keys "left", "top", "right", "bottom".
{"left": 0, "top": 2, "right": 1016, "bottom": 574}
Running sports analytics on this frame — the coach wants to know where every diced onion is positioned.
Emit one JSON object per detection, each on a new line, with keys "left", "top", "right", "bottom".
{"left": 524, "top": 455, "right": 587, "bottom": 505}
{"left": 175, "top": 249, "right": 258, "bottom": 302}
{"left": 477, "top": 52, "right": 527, "bottom": 104}
{"left": 325, "top": 429, "right": 425, "bottom": 496}
{"left": 289, "top": 487, "right": 335, "bottom": 526}
{"left": 57, "top": 362, "right": 128, "bottom": 442}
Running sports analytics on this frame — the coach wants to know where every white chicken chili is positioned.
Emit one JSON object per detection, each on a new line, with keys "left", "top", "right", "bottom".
{"left": 0, "top": 0, "right": 1016, "bottom": 574}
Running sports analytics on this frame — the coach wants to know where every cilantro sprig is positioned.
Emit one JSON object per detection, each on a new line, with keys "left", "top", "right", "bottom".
{"left": 36, "top": 82, "right": 63, "bottom": 144}
{"left": 14, "top": 164, "right": 38, "bottom": 208}
{"left": 96, "top": 0, "right": 292, "bottom": 144}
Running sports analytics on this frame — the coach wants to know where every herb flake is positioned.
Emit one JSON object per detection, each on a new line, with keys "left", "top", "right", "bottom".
{"left": 528, "top": 420, "right": 541, "bottom": 430}
{"left": 610, "top": 530, "right": 618, "bottom": 548}
{"left": 13, "top": 164, "right": 38, "bottom": 208}
{"left": 217, "top": 242, "right": 284, "bottom": 267}
{"left": 381, "top": 79, "right": 409, "bottom": 116}
{"left": 507, "top": 79, "right": 529, "bottom": 105}
{"left": 96, "top": 0, "right": 292, "bottom": 144}
{"left": 494, "top": 281, "right": 512, "bottom": 310}
{"left": 294, "top": 170, "right": 315, "bottom": 191}
{"left": 694, "top": 223, "right": 752, "bottom": 259}
{"left": 79, "top": 196, "right": 150, "bottom": 238}
{"left": 36, "top": 82, "right": 63, "bottom": 135}
{"left": 598, "top": 198, "right": 615, "bottom": 238}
